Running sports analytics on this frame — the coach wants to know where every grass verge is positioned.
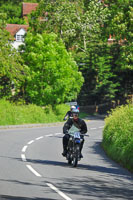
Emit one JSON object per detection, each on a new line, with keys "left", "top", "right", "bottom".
{"left": 102, "top": 103, "right": 133, "bottom": 172}
{"left": 0, "top": 99, "right": 88, "bottom": 125}
{"left": 0, "top": 99, "right": 70, "bottom": 125}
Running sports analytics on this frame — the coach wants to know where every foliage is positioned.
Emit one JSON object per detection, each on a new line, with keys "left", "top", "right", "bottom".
{"left": 0, "top": 13, "right": 26, "bottom": 99}
{"left": 29, "top": 0, "right": 108, "bottom": 50}
{"left": 104, "top": 0, "right": 133, "bottom": 41}
{"left": 103, "top": 0, "right": 133, "bottom": 71}
{"left": 102, "top": 103, "right": 133, "bottom": 172}
{"left": 0, "top": 0, "right": 41, "bottom": 24}
{"left": 22, "top": 32, "right": 84, "bottom": 106}
{"left": 0, "top": 0, "right": 132, "bottom": 106}
{"left": 0, "top": 99, "right": 70, "bottom": 125}
{"left": 75, "top": 43, "right": 120, "bottom": 105}
{"left": 0, "top": 1, "right": 25, "bottom": 24}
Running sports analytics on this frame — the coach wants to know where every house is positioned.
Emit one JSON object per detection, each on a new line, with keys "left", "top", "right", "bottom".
{"left": 6, "top": 24, "right": 29, "bottom": 49}
{"left": 5, "top": 3, "right": 38, "bottom": 49}
{"left": 22, "top": 2, "right": 38, "bottom": 21}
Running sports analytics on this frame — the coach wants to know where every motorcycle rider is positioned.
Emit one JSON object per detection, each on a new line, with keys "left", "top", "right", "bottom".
{"left": 63, "top": 105, "right": 76, "bottom": 120}
{"left": 62, "top": 108, "right": 87, "bottom": 157}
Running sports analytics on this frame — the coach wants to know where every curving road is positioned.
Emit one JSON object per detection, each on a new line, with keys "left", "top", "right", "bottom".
{"left": 0, "top": 118, "right": 132, "bottom": 200}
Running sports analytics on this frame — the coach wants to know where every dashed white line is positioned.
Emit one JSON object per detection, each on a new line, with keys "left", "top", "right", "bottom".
{"left": 20, "top": 126, "right": 104, "bottom": 200}
{"left": 26, "top": 165, "right": 41, "bottom": 177}
{"left": 47, "top": 183, "right": 72, "bottom": 200}
{"left": 22, "top": 145, "right": 28, "bottom": 153}
{"left": 99, "top": 126, "right": 104, "bottom": 128}
{"left": 90, "top": 127, "right": 97, "bottom": 130}
{"left": 27, "top": 140, "right": 34, "bottom": 144}
{"left": 54, "top": 133, "right": 62, "bottom": 135}
{"left": 36, "top": 136, "right": 43, "bottom": 140}
{"left": 45, "top": 134, "right": 53, "bottom": 137}
{"left": 21, "top": 154, "right": 27, "bottom": 162}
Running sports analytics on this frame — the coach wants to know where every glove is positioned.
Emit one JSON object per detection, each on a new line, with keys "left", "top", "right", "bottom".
{"left": 64, "top": 131, "right": 68, "bottom": 135}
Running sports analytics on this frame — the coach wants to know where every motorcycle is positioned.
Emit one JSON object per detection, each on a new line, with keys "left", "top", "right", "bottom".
{"left": 66, "top": 131, "right": 84, "bottom": 167}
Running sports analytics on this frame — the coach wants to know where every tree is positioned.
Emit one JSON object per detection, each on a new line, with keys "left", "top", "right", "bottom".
{"left": 75, "top": 43, "right": 120, "bottom": 105}
{"left": 0, "top": 1, "right": 25, "bottom": 24}
{"left": 22, "top": 32, "right": 84, "bottom": 106}
{"left": 0, "top": 13, "right": 25, "bottom": 99}
{"left": 29, "top": 0, "right": 108, "bottom": 50}
{"left": 102, "top": 0, "right": 133, "bottom": 102}
{"left": 103, "top": 0, "right": 133, "bottom": 70}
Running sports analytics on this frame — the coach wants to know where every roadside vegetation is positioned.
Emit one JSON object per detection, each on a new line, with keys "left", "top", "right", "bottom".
{"left": 0, "top": 99, "right": 70, "bottom": 125}
{"left": 0, "top": 99, "right": 88, "bottom": 125}
{"left": 0, "top": 0, "right": 132, "bottom": 108}
{"left": 102, "top": 103, "right": 133, "bottom": 172}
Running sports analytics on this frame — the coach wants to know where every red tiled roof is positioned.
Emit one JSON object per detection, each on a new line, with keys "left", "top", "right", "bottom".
{"left": 22, "top": 3, "right": 38, "bottom": 16}
{"left": 6, "top": 24, "right": 29, "bottom": 36}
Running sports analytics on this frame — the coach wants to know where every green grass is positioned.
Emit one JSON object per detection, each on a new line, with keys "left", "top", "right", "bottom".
{"left": 0, "top": 99, "right": 70, "bottom": 125}
{"left": 0, "top": 99, "right": 88, "bottom": 125}
{"left": 102, "top": 103, "right": 133, "bottom": 172}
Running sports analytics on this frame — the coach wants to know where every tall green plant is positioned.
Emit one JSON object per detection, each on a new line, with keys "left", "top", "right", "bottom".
{"left": 0, "top": 13, "right": 26, "bottom": 99}
{"left": 22, "top": 32, "right": 84, "bottom": 106}
{"left": 29, "top": 0, "right": 108, "bottom": 50}
{"left": 102, "top": 103, "right": 133, "bottom": 172}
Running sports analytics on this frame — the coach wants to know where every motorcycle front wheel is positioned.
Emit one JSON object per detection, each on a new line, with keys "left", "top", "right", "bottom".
{"left": 67, "top": 152, "right": 72, "bottom": 164}
{"left": 72, "top": 144, "right": 80, "bottom": 167}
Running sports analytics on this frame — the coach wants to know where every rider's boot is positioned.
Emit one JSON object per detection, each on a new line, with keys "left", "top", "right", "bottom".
{"left": 80, "top": 152, "right": 83, "bottom": 158}
{"left": 62, "top": 146, "right": 67, "bottom": 157}
{"left": 80, "top": 142, "right": 84, "bottom": 158}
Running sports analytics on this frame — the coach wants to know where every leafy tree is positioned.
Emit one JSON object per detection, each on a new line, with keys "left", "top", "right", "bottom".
{"left": 75, "top": 43, "right": 120, "bottom": 105}
{"left": 0, "top": 1, "right": 24, "bottom": 24}
{"left": 29, "top": 0, "right": 108, "bottom": 50}
{"left": 102, "top": 0, "right": 133, "bottom": 102}
{"left": 0, "top": 0, "right": 41, "bottom": 24}
{"left": 22, "top": 32, "right": 84, "bottom": 106}
{"left": 0, "top": 13, "right": 25, "bottom": 99}
{"left": 104, "top": 0, "right": 133, "bottom": 41}
{"left": 103, "top": 0, "right": 133, "bottom": 69}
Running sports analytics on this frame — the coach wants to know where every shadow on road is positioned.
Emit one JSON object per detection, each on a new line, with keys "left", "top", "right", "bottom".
{"left": 0, "top": 195, "right": 55, "bottom": 200}
{"left": 27, "top": 157, "right": 132, "bottom": 179}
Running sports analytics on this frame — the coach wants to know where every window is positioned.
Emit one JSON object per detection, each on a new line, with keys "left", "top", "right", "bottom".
{"left": 16, "top": 35, "right": 24, "bottom": 42}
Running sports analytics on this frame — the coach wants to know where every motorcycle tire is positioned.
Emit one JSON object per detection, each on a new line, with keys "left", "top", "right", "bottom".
{"left": 73, "top": 156, "right": 78, "bottom": 167}
{"left": 67, "top": 152, "right": 72, "bottom": 164}
{"left": 72, "top": 144, "right": 80, "bottom": 167}
{"left": 68, "top": 159, "right": 72, "bottom": 164}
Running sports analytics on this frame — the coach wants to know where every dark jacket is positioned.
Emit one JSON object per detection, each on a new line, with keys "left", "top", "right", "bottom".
{"left": 63, "top": 118, "right": 87, "bottom": 135}
{"left": 63, "top": 111, "right": 72, "bottom": 120}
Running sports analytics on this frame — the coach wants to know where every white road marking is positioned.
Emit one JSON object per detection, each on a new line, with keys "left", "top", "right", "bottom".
{"left": 26, "top": 165, "right": 41, "bottom": 177}
{"left": 21, "top": 154, "right": 27, "bottom": 162}
{"left": 27, "top": 140, "right": 34, "bottom": 144}
{"left": 54, "top": 133, "right": 62, "bottom": 135}
{"left": 21, "top": 127, "right": 102, "bottom": 199}
{"left": 47, "top": 183, "right": 72, "bottom": 200}
{"left": 45, "top": 134, "right": 53, "bottom": 137}
{"left": 22, "top": 145, "right": 28, "bottom": 153}
{"left": 36, "top": 136, "right": 43, "bottom": 140}
{"left": 99, "top": 126, "right": 104, "bottom": 128}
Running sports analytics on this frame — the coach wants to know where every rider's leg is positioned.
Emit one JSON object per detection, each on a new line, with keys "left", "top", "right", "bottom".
{"left": 80, "top": 138, "right": 84, "bottom": 158}
{"left": 62, "top": 134, "right": 70, "bottom": 156}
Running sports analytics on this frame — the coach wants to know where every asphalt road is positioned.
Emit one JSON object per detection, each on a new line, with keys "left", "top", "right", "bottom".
{"left": 0, "top": 118, "right": 132, "bottom": 200}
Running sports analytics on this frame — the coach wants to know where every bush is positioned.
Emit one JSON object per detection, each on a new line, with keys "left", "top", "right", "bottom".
{"left": 0, "top": 99, "right": 70, "bottom": 125}
{"left": 102, "top": 103, "right": 133, "bottom": 172}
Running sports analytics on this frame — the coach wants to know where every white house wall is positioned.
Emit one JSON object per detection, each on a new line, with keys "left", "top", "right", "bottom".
{"left": 11, "top": 41, "right": 24, "bottom": 49}
{"left": 16, "top": 28, "right": 26, "bottom": 36}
